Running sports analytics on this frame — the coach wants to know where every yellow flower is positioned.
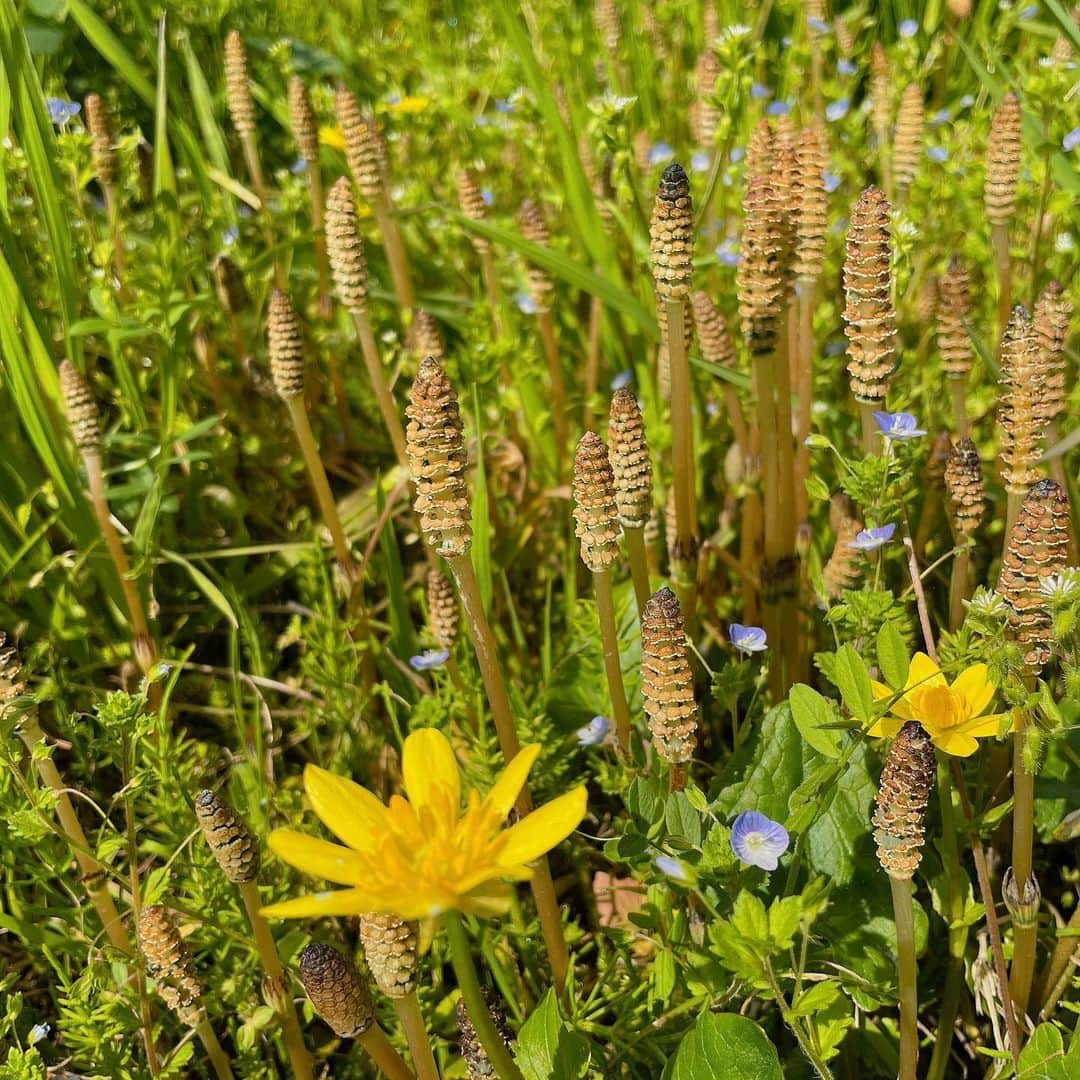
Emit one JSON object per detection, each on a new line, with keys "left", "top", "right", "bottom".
{"left": 868, "top": 652, "right": 1010, "bottom": 757}
{"left": 389, "top": 95, "right": 429, "bottom": 115}
{"left": 262, "top": 729, "right": 587, "bottom": 932}
{"left": 318, "top": 124, "right": 345, "bottom": 151}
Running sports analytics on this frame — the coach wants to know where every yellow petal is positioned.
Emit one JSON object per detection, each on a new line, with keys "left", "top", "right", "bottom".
{"left": 953, "top": 711, "right": 1009, "bottom": 738}
{"left": 870, "top": 680, "right": 913, "bottom": 720}
{"left": 932, "top": 732, "right": 980, "bottom": 758}
{"left": 303, "top": 764, "right": 386, "bottom": 851}
{"left": 906, "top": 653, "right": 946, "bottom": 691}
{"left": 260, "top": 887, "right": 378, "bottom": 920}
{"left": 868, "top": 715, "right": 906, "bottom": 739}
{"left": 951, "top": 664, "right": 996, "bottom": 719}
{"left": 460, "top": 885, "right": 514, "bottom": 918}
{"left": 268, "top": 829, "right": 370, "bottom": 885}
{"left": 496, "top": 785, "right": 587, "bottom": 866}
{"left": 402, "top": 728, "right": 461, "bottom": 812}
{"left": 485, "top": 744, "right": 541, "bottom": 818}
{"left": 871, "top": 680, "right": 893, "bottom": 701}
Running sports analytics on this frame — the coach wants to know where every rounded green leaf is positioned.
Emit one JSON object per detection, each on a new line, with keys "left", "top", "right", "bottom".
{"left": 666, "top": 1012, "right": 783, "bottom": 1080}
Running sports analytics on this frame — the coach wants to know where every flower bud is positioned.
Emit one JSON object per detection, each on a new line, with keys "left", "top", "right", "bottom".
{"left": 985, "top": 93, "right": 1022, "bottom": 228}
{"left": 325, "top": 176, "right": 369, "bottom": 315}
{"left": 224, "top": 31, "right": 255, "bottom": 138}
{"left": 335, "top": 86, "right": 384, "bottom": 202}
{"left": 872, "top": 721, "right": 935, "bottom": 881}
{"left": 426, "top": 568, "right": 459, "bottom": 650}
{"left": 937, "top": 257, "right": 973, "bottom": 379}
{"left": 287, "top": 76, "right": 319, "bottom": 166}
{"left": 297, "top": 943, "right": 375, "bottom": 1037}
{"left": 85, "top": 93, "right": 118, "bottom": 187}
{"left": 139, "top": 905, "right": 202, "bottom": 1023}
{"left": 944, "top": 438, "right": 985, "bottom": 538}
{"left": 893, "top": 82, "right": 924, "bottom": 192}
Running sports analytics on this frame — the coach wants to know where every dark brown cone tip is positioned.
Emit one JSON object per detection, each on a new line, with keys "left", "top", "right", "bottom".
{"left": 298, "top": 942, "right": 375, "bottom": 1037}
{"left": 872, "top": 721, "right": 935, "bottom": 880}
{"left": 194, "top": 789, "right": 260, "bottom": 884}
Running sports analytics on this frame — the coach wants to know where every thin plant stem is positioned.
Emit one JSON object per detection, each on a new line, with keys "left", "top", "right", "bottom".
{"left": 623, "top": 525, "right": 652, "bottom": 614}
{"left": 444, "top": 911, "right": 524, "bottom": 1080}
{"left": 859, "top": 402, "right": 877, "bottom": 457}
{"left": 950, "top": 378, "right": 969, "bottom": 439}
{"left": 373, "top": 201, "right": 415, "bottom": 313}
{"left": 18, "top": 716, "right": 131, "bottom": 954}
{"left": 1035, "top": 905, "right": 1080, "bottom": 1018}
{"left": 239, "top": 132, "right": 283, "bottom": 291}
{"left": 284, "top": 396, "right": 357, "bottom": 582}
{"left": 104, "top": 185, "right": 126, "bottom": 286}
{"left": 901, "top": 511, "right": 937, "bottom": 658}
{"left": 762, "top": 958, "right": 833, "bottom": 1080}
{"left": 1005, "top": 490, "right": 1025, "bottom": 543}
{"left": 447, "top": 554, "right": 570, "bottom": 990}
{"left": 794, "top": 282, "right": 816, "bottom": 536}
{"left": 351, "top": 309, "right": 409, "bottom": 468}
{"left": 775, "top": 302, "right": 798, "bottom": 694}
{"left": 668, "top": 762, "right": 687, "bottom": 794}
{"left": 665, "top": 299, "right": 698, "bottom": 630}
{"left": 1028, "top": 151, "right": 1053, "bottom": 308}
{"left": 536, "top": 310, "right": 568, "bottom": 474}
{"left": 238, "top": 883, "right": 313, "bottom": 1079}
{"left": 480, "top": 249, "right": 505, "bottom": 339}
{"left": 991, "top": 223, "right": 1012, "bottom": 350}
{"left": 583, "top": 294, "right": 602, "bottom": 431}
{"left": 1009, "top": 682, "right": 1038, "bottom": 1020}
{"left": 83, "top": 451, "right": 159, "bottom": 692}
{"left": 949, "top": 544, "right": 970, "bottom": 632}
{"left": 950, "top": 758, "right": 1021, "bottom": 1067}
{"left": 914, "top": 486, "right": 942, "bottom": 562}
{"left": 753, "top": 351, "right": 780, "bottom": 650}
{"left": 229, "top": 313, "right": 248, "bottom": 363}
{"left": 593, "top": 569, "right": 631, "bottom": 752}
{"left": 890, "top": 876, "right": 919, "bottom": 1080}
{"left": 394, "top": 992, "right": 439, "bottom": 1080}
{"left": 195, "top": 1016, "right": 235, "bottom": 1080}
{"left": 307, "top": 164, "right": 333, "bottom": 320}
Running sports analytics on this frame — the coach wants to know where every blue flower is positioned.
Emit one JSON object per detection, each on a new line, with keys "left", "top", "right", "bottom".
{"left": 927, "top": 145, "right": 948, "bottom": 163}
{"left": 1064, "top": 127, "right": 1080, "bottom": 153}
{"left": 648, "top": 141, "right": 675, "bottom": 165}
{"left": 46, "top": 97, "right": 80, "bottom": 128}
{"left": 729, "top": 623, "right": 767, "bottom": 654}
{"left": 691, "top": 151, "right": 711, "bottom": 173}
{"left": 28, "top": 1023, "right": 50, "bottom": 1046}
{"left": 1020, "top": 4, "right": 1038, "bottom": 18}
{"left": 730, "top": 811, "right": 790, "bottom": 871}
{"left": 481, "top": 188, "right": 494, "bottom": 206}
{"left": 873, "top": 411, "right": 927, "bottom": 439}
{"left": 849, "top": 524, "right": 897, "bottom": 552}
{"left": 716, "top": 237, "right": 740, "bottom": 266}
{"left": 898, "top": 18, "right": 919, "bottom": 38}
{"left": 291, "top": 158, "right": 308, "bottom": 174}
{"left": 730, "top": 146, "right": 745, "bottom": 164}
{"left": 824, "top": 337, "right": 847, "bottom": 356}
{"left": 837, "top": 58, "right": 857, "bottom": 76}
{"left": 494, "top": 98, "right": 513, "bottom": 113}
{"left": 932, "top": 108, "right": 951, "bottom": 126}
{"left": 959, "top": 94, "right": 975, "bottom": 109}
{"left": 750, "top": 82, "right": 772, "bottom": 100}
{"left": 807, "top": 15, "right": 829, "bottom": 32}
{"left": 409, "top": 648, "right": 450, "bottom": 671}
{"left": 222, "top": 226, "right": 239, "bottom": 246}
{"left": 515, "top": 292, "right": 539, "bottom": 315}
{"left": 576, "top": 715, "right": 610, "bottom": 747}
{"left": 826, "top": 98, "right": 850, "bottom": 122}
{"left": 824, "top": 171, "right": 841, "bottom": 194}
{"left": 654, "top": 854, "right": 690, "bottom": 881}
{"left": 475, "top": 114, "right": 491, "bottom": 127}
{"left": 765, "top": 100, "right": 792, "bottom": 117}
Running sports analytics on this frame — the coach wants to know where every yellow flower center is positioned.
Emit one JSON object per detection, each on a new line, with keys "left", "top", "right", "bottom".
{"left": 910, "top": 685, "right": 968, "bottom": 730}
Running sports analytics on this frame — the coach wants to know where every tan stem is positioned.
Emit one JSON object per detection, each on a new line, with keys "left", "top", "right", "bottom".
{"left": 950, "top": 378, "right": 969, "bottom": 439}
{"left": 352, "top": 309, "right": 409, "bottom": 468}
{"left": 623, "top": 525, "right": 652, "bottom": 614}
{"left": 992, "top": 224, "right": 1012, "bottom": 350}
{"left": 240, "top": 132, "right": 283, "bottom": 291}
{"left": 393, "top": 992, "right": 440, "bottom": 1080}
{"left": 357, "top": 1025, "right": 416, "bottom": 1080}
{"left": 537, "top": 310, "right": 568, "bottom": 474}
{"left": 859, "top": 402, "right": 878, "bottom": 457}
{"left": 583, "top": 294, "right": 602, "bottom": 431}
{"left": 794, "top": 282, "right": 816, "bottom": 534}
{"left": 669, "top": 762, "right": 687, "bottom": 793}
{"left": 949, "top": 545, "right": 970, "bottom": 632}
{"left": 195, "top": 1015, "right": 235, "bottom": 1080}
{"left": 104, "top": 184, "right": 126, "bottom": 285}
{"left": 19, "top": 718, "right": 130, "bottom": 953}
{"left": 373, "top": 200, "right": 415, "bottom": 313}
{"left": 447, "top": 554, "right": 570, "bottom": 989}
{"left": 307, "top": 165, "right": 333, "bottom": 320}
{"left": 239, "top": 883, "right": 313, "bottom": 1079}
{"left": 890, "top": 876, "right": 919, "bottom": 1080}
{"left": 666, "top": 299, "right": 698, "bottom": 633}
{"left": 1036, "top": 905, "right": 1080, "bottom": 1018}
{"left": 593, "top": 570, "right": 631, "bottom": 753}
{"left": 284, "top": 396, "right": 356, "bottom": 581}
{"left": 1009, "top": 696, "right": 1037, "bottom": 1020}
{"left": 480, "top": 249, "right": 504, "bottom": 339}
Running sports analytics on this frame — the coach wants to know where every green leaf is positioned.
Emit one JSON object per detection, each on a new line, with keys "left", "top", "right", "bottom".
{"left": 876, "top": 623, "right": 909, "bottom": 690}
{"left": 831, "top": 644, "right": 875, "bottom": 721}
{"left": 515, "top": 990, "right": 592, "bottom": 1080}
{"left": 665, "top": 791, "right": 703, "bottom": 848}
{"left": 789, "top": 683, "right": 842, "bottom": 759}
{"left": 664, "top": 1011, "right": 783, "bottom": 1080}
{"left": 805, "top": 474, "right": 831, "bottom": 502}
{"left": 1017, "top": 1022, "right": 1080, "bottom": 1079}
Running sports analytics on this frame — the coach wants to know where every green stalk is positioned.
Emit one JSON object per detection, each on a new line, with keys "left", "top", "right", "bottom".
{"left": 593, "top": 569, "right": 631, "bottom": 753}
{"left": 481, "top": 249, "right": 505, "bottom": 339}
{"left": 859, "top": 402, "right": 878, "bottom": 457}
{"left": 762, "top": 958, "right": 833, "bottom": 1080}
{"left": 950, "top": 378, "right": 969, "bottom": 440}
{"left": 372, "top": 199, "right": 415, "bottom": 313}
{"left": 665, "top": 299, "right": 697, "bottom": 631}
{"left": 444, "top": 911, "right": 524, "bottom": 1080}
{"left": 537, "top": 309, "right": 568, "bottom": 476}
{"left": 1009, "top": 690, "right": 1038, "bottom": 1019}
{"left": 949, "top": 544, "right": 970, "bottom": 632}
{"left": 351, "top": 308, "right": 409, "bottom": 469}
{"left": 890, "top": 875, "right": 919, "bottom": 1080}
{"left": 355, "top": 1026, "right": 415, "bottom": 1080}
{"left": 394, "top": 992, "right": 440, "bottom": 1080}
{"left": 1035, "top": 905, "right": 1080, "bottom": 1018}
{"left": 195, "top": 1016, "right": 235, "bottom": 1080}
{"left": 623, "top": 525, "right": 652, "bottom": 614}
{"left": 991, "top": 223, "right": 1012, "bottom": 351}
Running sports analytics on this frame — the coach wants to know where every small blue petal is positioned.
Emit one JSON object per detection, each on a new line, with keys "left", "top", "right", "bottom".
{"left": 654, "top": 855, "right": 690, "bottom": 881}
{"left": 611, "top": 369, "right": 633, "bottom": 391}
{"left": 823, "top": 171, "right": 841, "bottom": 193}
{"left": 826, "top": 98, "right": 850, "bottom": 122}
{"left": 750, "top": 82, "right": 772, "bottom": 100}
{"left": 927, "top": 145, "right": 948, "bottom": 163}
{"left": 730, "top": 146, "right": 746, "bottom": 163}
{"left": 824, "top": 337, "right": 846, "bottom": 356}
{"left": 291, "top": 158, "right": 308, "bottom": 174}
{"left": 1020, "top": 4, "right": 1038, "bottom": 18}
{"left": 515, "top": 292, "right": 539, "bottom": 315}
{"left": 409, "top": 648, "right": 450, "bottom": 671}
{"left": 729, "top": 623, "right": 768, "bottom": 653}
{"left": 494, "top": 98, "right": 513, "bottom": 113}
{"left": 765, "top": 100, "right": 791, "bottom": 117}
{"left": 1064, "top": 127, "right": 1080, "bottom": 153}
{"left": 837, "top": 58, "right": 857, "bottom": 76}
{"left": 849, "top": 524, "right": 897, "bottom": 551}
{"left": 691, "top": 151, "right": 711, "bottom": 173}
{"left": 898, "top": 18, "right": 919, "bottom": 38}
{"left": 576, "top": 715, "right": 610, "bottom": 747}
{"left": 648, "top": 141, "right": 675, "bottom": 165}
{"left": 716, "top": 237, "right": 740, "bottom": 266}
{"left": 481, "top": 188, "right": 494, "bottom": 206}
{"left": 808, "top": 16, "right": 829, "bottom": 32}
{"left": 959, "top": 94, "right": 975, "bottom": 109}
{"left": 873, "top": 411, "right": 927, "bottom": 439}
{"left": 932, "top": 108, "right": 951, "bottom": 125}
{"left": 730, "top": 811, "right": 790, "bottom": 871}
{"left": 222, "top": 226, "right": 239, "bottom": 246}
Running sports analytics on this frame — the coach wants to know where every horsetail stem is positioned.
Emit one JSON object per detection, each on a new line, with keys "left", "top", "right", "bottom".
{"left": 842, "top": 186, "right": 897, "bottom": 452}
{"left": 84, "top": 92, "right": 125, "bottom": 283}
{"left": 985, "top": 93, "right": 1022, "bottom": 344}
{"left": 298, "top": 943, "right": 413, "bottom": 1080}
{"left": 874, "top": 721, "right": 935, "bottom": 1080}
{"left": 140, "top": 905, "right": 234, "bottom": 1078}
{"left": 609, "top": 387, "right": 655, "bottom": 612}
{"left": 937, "top": 257, "right": 974, "bottom": 436}
{"left": 336, "top": 85, "right": 415, "bottom": 312}
{"left": 406, "top": 357, "right": 571, "bottom": 989}
{"left": 519, "top": 198, "right": 568, "bottom": 468}
{"left": 325, "top": 176, "right": 409, "bottom": 467}
{"left": 60, "top": 361, "right": 159, "bottom": 682}
{"left": 360, "top": 915, "right": 439, "bottom": 1080}
{"left": 870, "top": 42, "right": 893, "bottom": 199}
{"left": 459, "top": 169, "right": 504, "bottom": 338}
{"left": 268, "top": 290, "right": 357, "bottom": 582}
{"left": 287, "top": 76, "right": 332, "bottom": 318}
{"left": 998, "top": 479, "right": 1071, "bottom": 1018}
{"left": 195, "top": 790, "right": 313, "bottom": 1078}
{"left": 641, "top": 587, "right": 698, "bottom": 791}
{"left": 573, "top": 432, "right": 631, "bottom": 752}
{"left": 943, "top": 437, "right": 985, "bottom": 629}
